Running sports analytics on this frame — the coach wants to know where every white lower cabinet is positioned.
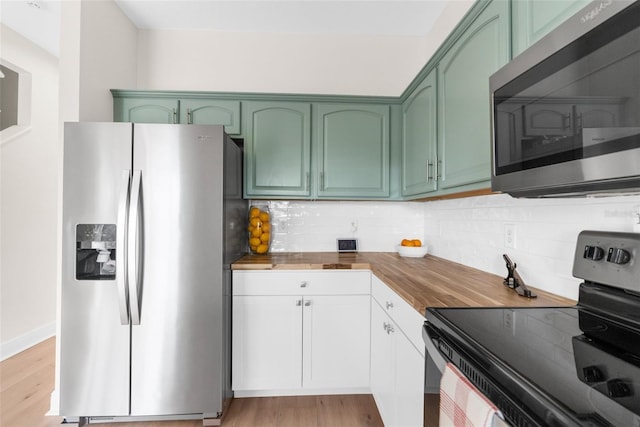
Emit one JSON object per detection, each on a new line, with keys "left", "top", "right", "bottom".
{"left": 371, "top": 275, "right": 425, "bottom": 427}
{"left": 232, "top": 295, "right": 303, "bottom": 390}
{"left": 232, "top": 270, "right": 371, "bottom": 395}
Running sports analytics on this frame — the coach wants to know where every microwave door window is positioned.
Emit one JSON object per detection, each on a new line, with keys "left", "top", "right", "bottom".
{"left": 494, "top": 14, "right": 640, "bottom": 176}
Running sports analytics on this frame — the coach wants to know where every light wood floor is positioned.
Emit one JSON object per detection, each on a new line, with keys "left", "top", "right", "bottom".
{"left": 0, "top": 337, "right": 386, "bottom": 427}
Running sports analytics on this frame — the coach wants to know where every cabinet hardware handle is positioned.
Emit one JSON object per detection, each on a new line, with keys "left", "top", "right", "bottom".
{"left": 304, "top": 300, "right": 311, "bottom": 307}
{"left": 383, "top": 322, "right": 394, "bottom": 334}
{"left": 305, "top": 172, "right": 310, "bottom": 191}
{"left": 300, "top": 281, "right": 308, "bottom": 288}
{"left": 436, "top": 158, "right": 442, "bottom": 179}
{"left": 427, "top": 161, "right": 434, "bottom": 182}
{"left": 296, "top": 300, "right": 302, "bottom": 306}
{"left": 187, "top": 108, "right": 192, "bottom": 124}
{"left": 385, "top": 301, "right": 394, "bottom": 310}
{"left": 172, "top": 108, "right": 177, "bottom": 124}
{"left": 386, "top": 324, "right": 394, "bottom": 334}
{"left": 320, "top": 172, "right": 325, "bottom": 191}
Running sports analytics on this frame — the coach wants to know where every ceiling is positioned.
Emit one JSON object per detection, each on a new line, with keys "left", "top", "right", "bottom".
{"left": 1, "top": 0, "right": 451, "bottom": 57}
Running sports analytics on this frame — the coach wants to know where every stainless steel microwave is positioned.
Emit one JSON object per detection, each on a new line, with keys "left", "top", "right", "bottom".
{"left": 490, "top": 0, "right": 640, "bottom": 197}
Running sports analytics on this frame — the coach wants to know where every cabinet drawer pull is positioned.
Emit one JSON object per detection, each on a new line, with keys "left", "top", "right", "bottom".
{"left": 385, "top": 301, "right": 394, "bottom": 310}
{"left": 304, "top": 300, "right": 312, "bottom": 307}
{"left": 296, "top": 300, "right": 302, "bottom": 306}
{"left": 187, "top": 108, "right": 192, "bottom": 124}
{"left": 300, "top": 281, "right": 308, "bottom": 288}
{"left": 383, "top": 322, "right": 394, "bottom": 334}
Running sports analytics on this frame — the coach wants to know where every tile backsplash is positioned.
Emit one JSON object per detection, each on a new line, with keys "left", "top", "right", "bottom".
{"left": 254, "top": 193, "right": 640, "bottom": 301}
{"left": 250, "top": 200, "right": 424, "bottom": 253}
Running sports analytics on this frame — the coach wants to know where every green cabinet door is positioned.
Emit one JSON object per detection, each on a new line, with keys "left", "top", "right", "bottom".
{"left": 512, "top": 0, "right": 592, "bottom": 57}
{"left": 180, "top": 99, "right": 241, "bottom": 134}
{"left": 113, "top": 98, "right": 179, "bottom": 124}
{"left": 316, "top": 104, "right": 390, "bottom": 199}
{"left": 437, "top": 0, "right": 510, "bottom": 191}
{"left": 402, "top": 69, "right": 438, "bottom": 197}
{"left": 243, "top": 101, "right": 311, "bottom": 198}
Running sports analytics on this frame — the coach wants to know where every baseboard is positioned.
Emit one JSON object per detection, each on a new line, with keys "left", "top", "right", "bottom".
{"left": 0, "top": 321, "right": 56, "bottom": 361}
{"left": 234, "top": 387, "right": 371, "bottom": 398}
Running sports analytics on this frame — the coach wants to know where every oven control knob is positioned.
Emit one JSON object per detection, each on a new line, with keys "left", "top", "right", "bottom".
{"left": 583, "top": 245, "right": 605, "bottom": 261}
{"left": 582, "top": 365, "right": 604, "bottom": 383}
{"left": 606, "top": 247, "right": 631, "bottom": 265}
{"left": 607, "top": 379, "right": 632, "bottom": 398}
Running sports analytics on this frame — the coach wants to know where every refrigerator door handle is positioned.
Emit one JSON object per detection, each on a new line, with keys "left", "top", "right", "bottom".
{"left": 116, "top": 170, "right": 131, "bottom": 325}
{"left": 128, "top": 170, "right": 143, "bottom": 325}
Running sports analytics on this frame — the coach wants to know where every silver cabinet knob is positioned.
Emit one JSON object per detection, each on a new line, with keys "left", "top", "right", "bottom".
{"left": 300, "top": 281, "right": 308, "bottom": 288}
{"left": 385, "top": 301, "right": 394, "bottom": 310}
{"left": 304, "top": 300, "right": 311, "bottom": 307}
{"left": 296, "top": 300, "right": 302, "bottom": 306}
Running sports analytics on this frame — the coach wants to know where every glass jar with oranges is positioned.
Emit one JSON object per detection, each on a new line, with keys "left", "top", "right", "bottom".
{"left": 248, "top": 205, "right": 271, "bottom": 254}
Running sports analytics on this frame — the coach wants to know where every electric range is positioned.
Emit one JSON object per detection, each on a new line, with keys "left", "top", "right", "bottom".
{"left": 424, "top": 230, "right": 640, "bottom": 426}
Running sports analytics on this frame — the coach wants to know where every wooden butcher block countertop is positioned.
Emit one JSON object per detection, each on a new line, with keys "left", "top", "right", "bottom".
{"left": 232, "top": 252, "right": 575, "bottom": 315}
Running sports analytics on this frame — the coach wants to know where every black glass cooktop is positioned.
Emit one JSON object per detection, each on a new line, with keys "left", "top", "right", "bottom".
{"left": 426, "top": 302, "right": 640, "bottom": 426}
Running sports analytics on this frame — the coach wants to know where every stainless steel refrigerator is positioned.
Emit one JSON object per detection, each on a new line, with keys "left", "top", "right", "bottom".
{"left": 59, "top": 122, "right": 246, "bottom": 422}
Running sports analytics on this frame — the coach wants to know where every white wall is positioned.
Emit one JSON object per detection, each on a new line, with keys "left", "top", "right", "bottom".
{"left": 136, "top": 30, "right": 425, "bottom": 96}
{"left": 78, "top": 0, "right": 138, "bottom": 121}
{"left": 0, "top": 25, "right": 60, "bottom": 359}
{"left": 134, "top": 1, "right": 474, "bottom": 96}
{"left": 58, "top": 0, "right": 138, "bottom": 123}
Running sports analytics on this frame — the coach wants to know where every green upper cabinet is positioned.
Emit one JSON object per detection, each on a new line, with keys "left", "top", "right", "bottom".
{"left": 112, "top": 93, "right": 241, "bottom": 134}
{"left": 243, "top": 101, "right": 312, "bottom": 198}
{"left": 512, "top": 0, "right": 592, "bottom": 57}
{"left": 114, "top": 98, "right": 179, "bottom": 124}
{"left": 316, "top": 104, "right": 390, "bottom": 199}
{"left": 401, "top": 69, "right": 437, "bottom": 197}
{"left": 179, "top": 99, "right": 241, "bottom": 135}
{"left": 437, "top": 0, "right": 510, "bottom": 191}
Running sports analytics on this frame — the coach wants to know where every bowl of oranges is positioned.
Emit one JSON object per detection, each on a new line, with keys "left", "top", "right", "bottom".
{"left": 397, "top": 238, "right": 428, "bottom": 258}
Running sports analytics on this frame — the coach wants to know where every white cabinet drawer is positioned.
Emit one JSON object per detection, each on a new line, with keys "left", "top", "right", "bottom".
{"left": 233, "top": 270, "right": 371, "bottom": 296}
{"left": 372, "top": 274, "right": 425, "bottom": 356}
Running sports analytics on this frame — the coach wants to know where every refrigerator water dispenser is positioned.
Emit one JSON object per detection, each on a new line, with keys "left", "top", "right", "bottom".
{"left": 76, "top": 224, "right": 116, "bottom": 280}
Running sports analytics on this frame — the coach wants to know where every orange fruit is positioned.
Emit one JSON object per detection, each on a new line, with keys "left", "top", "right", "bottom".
{"left": 250, "top": 217, "right": 262, "bottom": 227}
{"left": 251, "top": 227, "right": 262, "bottom": 238}
{"left": 401, "top": 239, "right": 411, "bottom": 247}
{"left": 256, "top": 244, "right": 268, "bottom": 254}
{"left": 249, "top": 207, "right": 261, "bottom": 218}
{"left": 260, "top": 232, "right": 270, "bottom": 243}
{"left": 259, "top": 211, "right": 270, "bottom": 222}
{"left": 411, "top": 239, "right": 422, "bottom": 247}
{"left": 249, "top": 237, "right": 261, "bottom": 247}
{"left": 261, "top": 222, "right": 271, "bottom": 233}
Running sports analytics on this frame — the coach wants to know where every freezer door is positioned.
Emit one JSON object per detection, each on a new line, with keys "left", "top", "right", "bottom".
{"left": 59, "top": 122, "right": 132, "bottom": 416}
{"left": 130, "top": 124, "right": 226, "bottom": 415}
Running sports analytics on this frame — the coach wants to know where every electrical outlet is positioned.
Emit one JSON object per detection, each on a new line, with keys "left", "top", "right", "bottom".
{"left": 504, "top": 224, "right": 516, "bottom": 248}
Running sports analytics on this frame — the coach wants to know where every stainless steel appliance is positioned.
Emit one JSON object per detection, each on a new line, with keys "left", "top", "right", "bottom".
{"left": 424, "top": 230, "right": 640, "bottom": 426}
{"left": 490, "top": 0, "right": 640, "bottom": 197}
{"left": 59, "top": 122, "right": 247, "bottom": 423}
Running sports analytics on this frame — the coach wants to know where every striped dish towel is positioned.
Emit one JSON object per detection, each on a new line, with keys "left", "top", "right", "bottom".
{"left": 440, "top": 363, "right": 506, "bottom": 427}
